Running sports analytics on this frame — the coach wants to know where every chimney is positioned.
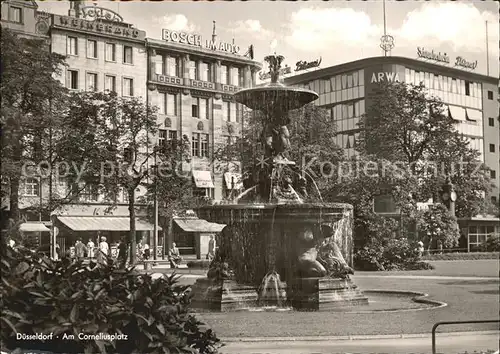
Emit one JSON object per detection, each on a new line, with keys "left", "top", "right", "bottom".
{"left": 68, "top": 0, "right": 83, "bottom": 18}
{"left": 212, "top": 21, "right": 217, "bottom": 42}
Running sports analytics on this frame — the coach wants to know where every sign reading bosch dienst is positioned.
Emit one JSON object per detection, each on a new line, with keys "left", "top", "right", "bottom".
{"left": 162, "top": 29, "right": 240, "bottom": 55}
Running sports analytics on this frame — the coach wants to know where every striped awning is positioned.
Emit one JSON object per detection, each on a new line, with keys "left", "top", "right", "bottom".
{"left": 192, "top": 170, "right": 214, "bottom": 188}
{"left": 466, "top": 109, "right": 482, "bottom": 121}
{"left": 19, "top": 222, "right": 50, "bottom": 232}
{"left": 448, "top": 105, "right": 466, "bottom": 121}
{"left": 174, "top": 218, "right": 225, "bottom": 233}
{"left": 57, "top": 216, "right": 161, "bottom": 231}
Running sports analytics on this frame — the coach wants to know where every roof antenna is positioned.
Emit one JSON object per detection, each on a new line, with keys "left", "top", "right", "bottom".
{"left": 212, "top": 21, "right": 217, "bottom": 42}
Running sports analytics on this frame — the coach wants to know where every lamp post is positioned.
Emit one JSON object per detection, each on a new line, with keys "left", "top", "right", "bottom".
{"left": 440, "top": 175, "right": 457, "bottom": 217}
{"left": 152, "top": 148, "right": 158, "bottom": 262}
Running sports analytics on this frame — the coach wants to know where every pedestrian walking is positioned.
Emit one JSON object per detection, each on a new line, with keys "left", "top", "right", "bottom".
{"left": 97, "top": 236, "right": 109, "bottom": 266}
{"left": 87, "top": 238, "right": 95, "bottom": 259}
{"left": 75, "top": 238, "right": 87, "bottom": 260}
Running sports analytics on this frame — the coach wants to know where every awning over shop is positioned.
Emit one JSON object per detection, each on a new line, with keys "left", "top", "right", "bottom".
{"left": 174, "top": 218, "right": 225, "bottom": 233}
{"left": 192, "top": 170, "right": 214, "bottom": 188}
{"left": 448, "top": 105, "right": 466, "bottom": 121}
{"left": 56, "top": 216, "right": 161, "bottom": 231}
{"left": 466, "top": 109, "right": 482, "bottom": 121}
{"left": 19, "top": 222, "right": 50, "bottom": 232}
{"left": 224, "top": 172, "right": 243, "bottom": 190}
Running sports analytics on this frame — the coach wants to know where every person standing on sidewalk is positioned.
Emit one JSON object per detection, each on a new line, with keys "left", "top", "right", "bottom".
{"left": 117, "top": 237, "right": 128, "bottom": 268}
{"left": 207, "top": 235, "right": 216, "bottom": 261}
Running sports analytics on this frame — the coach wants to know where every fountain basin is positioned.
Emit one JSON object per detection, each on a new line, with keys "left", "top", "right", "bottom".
{"left": 189, "top": 278, "right": 445, "bottom": 313}
{"left": 197, "top": 203, "right": 355, "bottom": 286}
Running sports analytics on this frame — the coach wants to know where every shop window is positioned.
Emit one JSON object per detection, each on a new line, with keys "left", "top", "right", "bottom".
{"left": 24, "top": 178, "right": 40, "bottom": 197}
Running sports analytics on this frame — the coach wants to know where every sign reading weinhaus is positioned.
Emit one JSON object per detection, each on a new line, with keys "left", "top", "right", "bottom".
{"left": 162, "top": 29, "right": 240, "bottom": 55}
{"left": 54, "top": 15, "right": 145, "bottom": 40}
{"left": 417, "top": 47, "right": 477, "bottom": 70}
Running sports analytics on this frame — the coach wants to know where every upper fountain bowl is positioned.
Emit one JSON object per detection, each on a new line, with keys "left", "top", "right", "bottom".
{"left": 233, "top": 85, "right": 319, "bottom": 114}
{"left": 233, "top": 52, "right": 319, "bottom": 115}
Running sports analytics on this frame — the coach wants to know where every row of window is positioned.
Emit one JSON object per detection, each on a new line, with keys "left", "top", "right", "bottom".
{"left": 157, "top": 92, "right": 241, "bottom": 122}
{"left": 67, "top": 36, "right": 134, "bottom": 64}
{"left": 158, "top": 55, "right": 242, "bottom": 85}
{"left": 297, "top": 70, "right": 365, "bottom": 95}
{"left": 67, "top": 70, "right": 134, "bottom": 96}
{"left": 468, "top": 225, "right": 498, "bottom": 251}
{"left": 405, "top": 69, "right": 482, "bottom": 97}
{"left": 330, "top": 99, "right": 366, "bottom": 121}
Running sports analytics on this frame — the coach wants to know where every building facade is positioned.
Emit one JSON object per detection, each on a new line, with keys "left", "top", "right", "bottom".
{"left": 1, "top": 1, "right": 260, "bottom": 256}
{"left": 284, "top": 56, "right": 500, "bottom": 250}
{"left": 146, "top": 31, "right": 261, "bottom": 201}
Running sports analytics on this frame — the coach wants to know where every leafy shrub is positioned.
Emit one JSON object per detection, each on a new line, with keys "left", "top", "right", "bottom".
{"left": 480, "top": 234, "right": 500, "bottom": 252}
{"left": 186, "top": 260, "right": 211, "bottom": 269}
{"left": 354, "top": 238, "right": 434, "bottom": 271}
{"left": 0, "top": 242, "right": 222, "bottom": 354}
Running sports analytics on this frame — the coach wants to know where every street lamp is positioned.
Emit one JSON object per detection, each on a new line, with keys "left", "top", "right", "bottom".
{"left": 440, "top": 175, "right": 457, "bottom": 217}
{"left": 151, "top": 148, "right": 159, "bottom": 262}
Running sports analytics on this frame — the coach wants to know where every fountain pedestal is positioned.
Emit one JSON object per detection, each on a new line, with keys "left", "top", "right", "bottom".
{"left": 190, "top": 278, "right": 260, "bottom": 312}
{"left": 288, "top": 277, "right": 369, "bottom": 311}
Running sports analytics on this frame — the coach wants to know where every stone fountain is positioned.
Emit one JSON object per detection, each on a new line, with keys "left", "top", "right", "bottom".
{"left": 190, "top": 54, "right": 368, "bottom": 311}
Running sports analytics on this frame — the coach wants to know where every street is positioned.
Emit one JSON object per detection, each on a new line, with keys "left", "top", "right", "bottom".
{"left": 220, "top": 332, "right": 499, "bottom": 354}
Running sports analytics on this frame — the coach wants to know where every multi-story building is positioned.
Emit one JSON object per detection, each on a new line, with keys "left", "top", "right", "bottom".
{"left": 284, "top": 55, "right": 499, "bottom": 251}
{"left": 1, "top": 0, "right": 43, "bottom": 39}
{"left": 146, "top": 28, "right": 261, "bottom": 201}
{"left": 1, "top": 1, "right": 261, "bottom": 257}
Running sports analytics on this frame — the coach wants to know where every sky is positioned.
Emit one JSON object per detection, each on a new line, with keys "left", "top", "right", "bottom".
{"left": 37, "top": 0, "right": 499, "bottom": 79}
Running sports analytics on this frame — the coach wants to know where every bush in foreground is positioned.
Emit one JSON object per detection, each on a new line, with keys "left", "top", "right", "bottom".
{"left": 0, "top": 244, "right": 222, "bottom": 354}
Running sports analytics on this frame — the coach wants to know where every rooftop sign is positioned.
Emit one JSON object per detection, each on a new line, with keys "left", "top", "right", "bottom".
{"left": 295, "top": 57, "right": 322, "bottom": 72}
{"left": 417, "top": 47, "right": 450, "bottom": 64}
{"left": 417, "top": 47, "right": 477, "bottom": 70}
{"left": 162, "top": 29, "right": 240, "bottom": 55}
{"left": 259, "top": 65, "right": 291, "bottom": 81}
{"left": 55, "top": 15, "right": 144, "bottom": 40}
{"left": 78, "top": 6, "right": 124, "bottom": 23}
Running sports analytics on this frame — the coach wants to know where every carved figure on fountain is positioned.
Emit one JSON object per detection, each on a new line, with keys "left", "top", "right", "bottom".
{"left": 317, "top": 224, "right": 354, "bottom": 279}
{"left": 207, "top": 248, "right": 235, "bottom": 281}
{"left": 296, "top": 226, "right": 327, "bottom": 278}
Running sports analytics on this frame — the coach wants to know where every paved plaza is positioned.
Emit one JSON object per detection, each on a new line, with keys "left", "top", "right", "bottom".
{"left": 149, "top": 259, "right": 499, "bottom": 353}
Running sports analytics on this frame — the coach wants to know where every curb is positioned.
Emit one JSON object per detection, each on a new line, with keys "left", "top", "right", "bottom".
{"left": 220, "top": 330, "right": 499, "bottom": 342}
{"left": 354, "top": 275, "right": 499, "bottom": 280}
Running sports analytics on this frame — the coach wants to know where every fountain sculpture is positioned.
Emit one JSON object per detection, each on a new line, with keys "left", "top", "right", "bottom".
{"left": 191, "top": 53, "right": 368, "bottom": 311}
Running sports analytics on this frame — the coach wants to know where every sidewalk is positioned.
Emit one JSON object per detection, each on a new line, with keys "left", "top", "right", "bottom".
{"left": 219, "top": 331, "right": 499, "bottom": 354}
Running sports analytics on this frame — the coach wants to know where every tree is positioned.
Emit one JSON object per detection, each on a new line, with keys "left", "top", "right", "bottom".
{"left": 55, "top": 91, "right": 190, "bottom": 264}
{"left": 354, "top": 81, "right": 493, "bottom": 217}
{"left": 356, "top": 82, "right": 456, "bottom": 171}
{"left": 417, "top": 203, "right": 460, "bottom": 251}
{"left": 1, "top": 28, "right": 67, "bottom": 222}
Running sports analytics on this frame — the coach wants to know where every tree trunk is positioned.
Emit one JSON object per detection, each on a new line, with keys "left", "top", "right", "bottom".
{"left": 128, "top": 188, "right": 137, "bottom": 264}
{"left": 9, "top": 176, "right": 21, "bottom": 222}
